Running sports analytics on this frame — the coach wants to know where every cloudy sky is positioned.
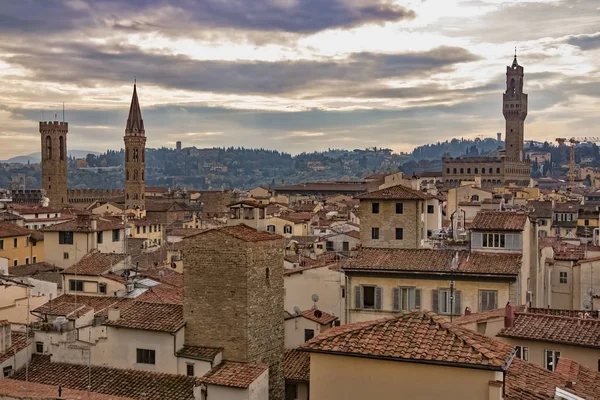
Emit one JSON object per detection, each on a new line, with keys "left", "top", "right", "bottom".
{"left": 0, "top": 0, "right": 598, "bottom": 158}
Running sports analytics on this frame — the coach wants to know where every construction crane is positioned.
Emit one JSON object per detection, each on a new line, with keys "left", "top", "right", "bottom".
{"left": 556, "top": 137, "right": 600, "bottom": 190}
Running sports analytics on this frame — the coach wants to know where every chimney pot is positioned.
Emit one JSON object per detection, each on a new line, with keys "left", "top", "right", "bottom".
{"left": 108, "top": 307, "right": 120, "bottom": 321}
{"left": 504, "top": 302, "right": 514, "bottom": 328}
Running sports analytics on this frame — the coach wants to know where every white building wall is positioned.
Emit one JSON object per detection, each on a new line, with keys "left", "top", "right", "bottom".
{"left": 249, "top": 370, "right": 269, "bottom": 400}
{"left": 284, "top": 317, "right": 325, "bottom": 349}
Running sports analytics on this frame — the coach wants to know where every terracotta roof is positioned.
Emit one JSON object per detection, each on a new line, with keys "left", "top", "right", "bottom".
{"left": 276, "top": 182, "right": 368, "bottom": 193}
{"left": 197, "top": 224, "right": 283, "bottom": 242}
{"left": 302, "top": 311, "right": 514, "bottom": 370}
{"left": 0, "top": 332, "right": 29, "bottom": 363}
{"left": 554, "top": 201, "right": 580, "bottom": 213}
{"left": 198, "top": 362, "right": 267, "bottom": 388}
{"left": 0, "top": 221, "right": 38, "bottom": 238}
{"left": 167, "top": 228, "right": 206, "bottom": 238}
{"left": 104, "top": 302, "right": 184, "bottom": 333}
{"left": 300, "top": 309, "right": 338, "bottom": 325}
{"left": 453, "top": 306, "right": 526, "bottom": 326}
{"left": 471, "top": 211, "right": 528, "bottom": 231}
{"left": 132, "top": 247, "right": 170, "bottom": 269}
{"left": 8, "top": 262, "right": 62, "bottom": 277}
{"left": 555, "top": 358, "right": 600, "bottom": 399}
{"left": 278, "top": 212, "right": 314, "bottom": 223}
{"left": 40, "top": 216, "right": 123, "bottom": 232}
{"left": 176, "top": 345, "right": 222, "bottom": 362}
{"left": 12, "top": 355, "right": 196, "bottom": 400}
{"left": 498, "top": 312, "right": 600, "bottom": 349}
{"left": 283, "top": 349, "right": 310, "bottom": 382}
{"left": 344, "top": 248, "right": 521, "bottom": 276}
{"left": 33, "top": 294, "right": 134, "bottom": 318}
{"left": 62, "top": 252, "right": 127, "bottom": 276}
{"left": 136, "top": 284, "right": 183, "bottom": 304}
{"left": 228, "top": 199, "right": 267, "bottom": 208}
{"left": 356, "top": 184, "right": 432, "bottom": 200}
{"left": 141, "top": 267, "right": 182, "bottom": 288}
{"left": 505, "top": 357, "right": 564, "bottom": 400}
{"left": 0, "top": 379, "right": 133, "bottom": 400}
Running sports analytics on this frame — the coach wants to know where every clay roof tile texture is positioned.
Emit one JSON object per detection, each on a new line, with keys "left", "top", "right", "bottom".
{"left": 176, "top": 345, "right": 222, "bottom": 361}
{"left": 198, "top": 362, "right": 268, "bottom": 388}
{"left": 104, "top": 302, "right": 184, "bottom": 333}
{"left": 61, "top": 252, "right": 127, "bottom": 276}
{"left": 471, "top": 211, "right": 528, "bottom": 231}
{"left": 283, "top": 349, "right": 310, "bottom": 382}
{"left": 302, "top": 311, "right": 514, "bottom": 369}
{"left": 356, "top": 184, "right": 432, "bottom": 200}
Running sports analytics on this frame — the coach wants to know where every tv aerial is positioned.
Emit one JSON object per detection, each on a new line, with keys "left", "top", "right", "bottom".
{"left": 293, "top": 306, "right": 301, "bottom": 315}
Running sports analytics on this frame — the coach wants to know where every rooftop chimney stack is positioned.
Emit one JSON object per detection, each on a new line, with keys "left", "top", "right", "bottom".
{"left": 504, "top": 302, "right": 514, "bottom": 328}
{"left": 108, "top": 307, "right": 120, "bottom": 321}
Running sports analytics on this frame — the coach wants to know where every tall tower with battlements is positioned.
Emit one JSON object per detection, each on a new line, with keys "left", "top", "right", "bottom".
{"left": 124, "top": 83, "right": 146, "bottom": 210}
{"left": 40, "top": 120, "right": 69, "bottom": 206}
{"left": 503, "top": 53, "right": 528, "bottom": 161}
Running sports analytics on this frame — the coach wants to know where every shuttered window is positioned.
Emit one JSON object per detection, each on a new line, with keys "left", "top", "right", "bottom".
{"left": 479, "top": 290, "right": 498, "bottom": 311}
{"left": 432, "top": 289, "right": 462, "bottom": 316}
{"left": 393, "top": 287, "right": 421, "bottom": 311}
{"left": 355, "top": 286, "right": 382, "bottom": 310}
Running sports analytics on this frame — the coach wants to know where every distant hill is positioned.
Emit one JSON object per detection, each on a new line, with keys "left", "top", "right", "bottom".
{"left": 1, "top": 150, "right": 99, "bottom": 164}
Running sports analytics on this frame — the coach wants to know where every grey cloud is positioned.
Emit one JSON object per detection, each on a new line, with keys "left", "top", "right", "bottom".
{"left": 4, "top": 43, "right": 479, "bottom": 95}
{"left": 567, "top": 33, "right": 600, "bottom": 51}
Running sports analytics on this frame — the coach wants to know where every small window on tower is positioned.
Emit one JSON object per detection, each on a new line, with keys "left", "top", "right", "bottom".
{"left": 46, "top": 136, "right": 52, "bottom": 159}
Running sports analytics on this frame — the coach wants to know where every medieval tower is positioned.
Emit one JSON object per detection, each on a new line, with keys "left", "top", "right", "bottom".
{"left": 503, "top": 53, "right": 528, "bottom": 161}
{"left": 124, "top": 83, "right": 146, "bottom": 210}
{"left": 40, "top": 120, "right": 68, "bottom": 206}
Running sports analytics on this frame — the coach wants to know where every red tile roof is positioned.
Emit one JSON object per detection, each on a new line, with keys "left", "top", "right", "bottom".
{"left": 32, "top": 294, "right": 135, "bottom": 318}
{"left": 104, "top": 302, "right": 184, "bottom": 333}
{"left": 136, "top": 284, "right": 183, "bottom": 304}
{"left": 344, "top": 248, "right": 521, "bottom": 276}
{"left": 279, "top": 212, "right": 314, "bottom": 223}
{"left": 61, "top": 251, "right": 127, "bottom": 276}
{"left": 12, "top": 354, "right": 196, "bottom": 400}
{"left": 0, "top": 379, "right": 133, "bottom": 400}
{"left": 498, "top": 312, "right": 600, "bottom": 348}
{"left": 471, "top": 211, "right": 528, "bottom": 231}
{"left": 283, "top": 349, "right": 310, "bottom": 382}
{"left": 176, "top": 345, "right": 222, "bottom": 362}
{"left": 0, "top": 221, "right": 38, "bottom": 238}
{"left": 198, "top": 224, "right": 283, "bottom": 242}
{"left": 40, "top": 216, "right": 123, "bottom": 232}
{"left": 198, "top": 362, "right": 268, "bottom": 388}
{"left": 300, "top": 309, "right": 338, "bottom": 325}
{"left": 453, "top": 306, "right": 526, "bottom": 326}
{"left": 555, "top": 358, "right": 600, "bottom": 399}
{"left": 302, "top": 311, "right": 514, "bottom": 370}
{"left": 9, "top": 262, "right": 62, "bottom": 277}
{"left": 167, "top": 228, "right": 206, "bottom": 238}
{"left": 276, "top": 182, "right": 368, "bottom": 193}
{"left": 356, "top": 184, "right": 432, "bottom": 200}
{"left": 0, "top": 332, "right": 30, "bottom": 363}
{"left": 505, "top": 357, "right": 564, "bottom": 400}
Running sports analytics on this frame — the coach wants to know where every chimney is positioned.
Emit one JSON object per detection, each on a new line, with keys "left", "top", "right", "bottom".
{"left": 488, "top": 380, "right": 503, "bottom": 400}
{"left": 464, "top": 306, "right": 472, "bottom": 316}
{"left": 91, "top": 218, "right": 97, "bottom": 231}
{"left": 504, "top": 302, "right": 514, "bottom": 328}
{"left": 108, "top": 307, "right": 120, "bottom": 321}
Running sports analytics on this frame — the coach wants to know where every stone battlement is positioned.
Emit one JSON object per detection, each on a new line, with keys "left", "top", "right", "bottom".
{"left": 39, "top": 121, "right": 68, "bottom": 131}
{"left": 68, "top": 189, "right": 124, "bottom": 204}
{"left": 442, "top": 156, "right": 503, "bottom": 164}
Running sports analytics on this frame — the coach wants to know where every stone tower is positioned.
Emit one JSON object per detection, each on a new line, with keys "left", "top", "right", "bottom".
{"left": 40, "top": 120, "right": 68, "bottom": 206}
{"left": 183, "top": 225, "right": 285, "bottom": 400}
{"left": 124, "top": 83, "right": 146, "bottom": 210}
{"left": 503, "top": 53, "right": 528, "bottom": 161}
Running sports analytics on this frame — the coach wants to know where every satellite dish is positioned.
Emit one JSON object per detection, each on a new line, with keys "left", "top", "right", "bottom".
{"left": 293, "top": 306, "right": 301, "bottom": 315}
{"left": 311, "top": 294, "right": 319, "bottom": 303}
{"left": 583, "top": 300, "right": 593, "bottom": 311}
{"left": 588, "top": 288, "right": 596, "bottom": 297}
{"left": 314, "top": 309, "right": 323, "bottom": 319}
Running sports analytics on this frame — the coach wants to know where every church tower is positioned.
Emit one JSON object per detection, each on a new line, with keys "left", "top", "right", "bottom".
{"left": 40, "top": 120, "right": 68, "bottom": 206}
{"left": 503, "top": 53, "right": 528, "bottom": 161}
{"left": 124, "top": 83, "right": 146, "bottom": 210}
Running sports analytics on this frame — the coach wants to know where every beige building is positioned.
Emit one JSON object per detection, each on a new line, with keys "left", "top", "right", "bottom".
{"left": 284, "top": 309, "right": 337, "bottom": 349}
{"left": 0, "top": 221, "right": 45, "bottom": 266}
{"left": 60, "top": 252, "right": 129, "bottom": 297}
{"left": 226, "top": 200, "right": 268, "bottom": 231}
{"left": 129, "top": 216, "right": 164, "bottom": 249}
{"left": 446, "top": 184, "right": 493, "bottom": 221}
{"left": 41, "top": 214, "right": 125, "bottom": 269}
{"left": 526, "top": 200, "right": 552, "bottom": 238}
{"left": 344, "top": 247, "right": 523, "bottom": 324}
{"left": 356, "top": 184, "right": 441, "bottom": 249}
{"left": 283, "top": 349, "right": 310, "bottom": 400}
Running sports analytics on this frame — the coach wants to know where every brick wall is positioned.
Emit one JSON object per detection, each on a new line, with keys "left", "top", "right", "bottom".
{"left": 183, "top": 230, "right": 285, "bottom": 399}
{"left": 358, "top": 199, "right": 422, "bottom": 249}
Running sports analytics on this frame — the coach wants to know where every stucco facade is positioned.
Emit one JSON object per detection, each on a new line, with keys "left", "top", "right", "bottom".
{"left": 309, "top": 353, "right": 503, "bottom": 400}
{"left": 43, "top": 229, "right": 124, "bottom": 269}
{"left": 0, "top": 233, "right": 44, "bottom": 267}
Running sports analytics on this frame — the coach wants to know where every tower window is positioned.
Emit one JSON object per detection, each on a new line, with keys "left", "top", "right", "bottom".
{"left": 126, "top": 170, "right": 129, "bottom": 181}
{"left": 59, "top": 136, "right": 64, "bottom": 160}
{"left": 467, "top": 168, "right": 471, "bottom": 174}
{"left": 453, "top": 168, "right": 457, "bottom": 174}
{"left": 133, "top": 148, "right": 139, "bottom": 162}
{"left": 489, "top": 168, "right": 493, "bottom": 174}
{"left": 134, "top": 170, "right": 138, "bottom": 181}
{"left": 45, "top": 136, "right": 52, "bottom": 159}
{"left": 474, "top": 168, "right": 478, "bottom": 174}
{"left": 460, "top": 168, "right": 464, "bottom": 174}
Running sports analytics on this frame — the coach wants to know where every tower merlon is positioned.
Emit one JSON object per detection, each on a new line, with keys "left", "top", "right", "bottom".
{"left": 40, "top": 121, "right": 68, "bottom": 131}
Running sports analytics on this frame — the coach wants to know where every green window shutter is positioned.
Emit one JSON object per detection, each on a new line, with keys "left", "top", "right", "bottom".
{"left": 491, "top": 291, "right": 498, "bottom": 309}
{"left": 415, "top": 289, "right": 421, "bottom": 309}
{"left": 392, "top": 287, "right": 400, "bottom": 312}
{"left": 354, "top": 286, "right": 362, "bottom": 309}
{"left": 454, "top": 291, "right": 462, "bottom": 316}
{"left": 375, "top": 287, "right": 383, "bottom": 310}
{"left": 432, "top": 290, "right": 439, "bottom": 313}
{"left": 408, "top": 288, "right": 416, "bottom": 310}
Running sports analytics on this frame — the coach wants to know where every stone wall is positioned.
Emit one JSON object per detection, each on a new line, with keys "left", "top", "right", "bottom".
{"left": 40, "top": 121, "right": 68, "bottom": 206}
{"left": 199, "top": 191, "right": 238, "bottom": 216}
{"left": 183, "top": 230, "right": 285, "bottom": 400}
{"left": 358, "top": 199, "right": 422, "bottom": 249}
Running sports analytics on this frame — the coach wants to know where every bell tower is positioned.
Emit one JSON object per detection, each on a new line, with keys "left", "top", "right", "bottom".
{"left": 40, "top": 120, "right": 68, "bottom": 206}
{"left": 503, "top": 51, "right": 528, "bottom": 161}
{"left": 124, "top": 83, "right": 146, "bottom": 210}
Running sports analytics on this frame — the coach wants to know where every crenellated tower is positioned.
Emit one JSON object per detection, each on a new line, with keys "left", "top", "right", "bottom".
{"left": 503, "top": 53, "right": 528, "bottom": 161}
{"left": 124, "top": 83, "right": 146, "bottom": 210}
{"left": 40, "top": 120, "right": 69, "bottom": 205}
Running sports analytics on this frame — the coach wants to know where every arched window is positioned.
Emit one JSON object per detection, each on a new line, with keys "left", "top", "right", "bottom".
{"left": 474, "top": 168, "right": 478, "bottom": 174}
{"left": 127, "top": 194, "right": 129, "bottom": 200}
{"left": 511, "top": 78, "right": 516, "bottom": 96}
{"left": 134, "top": 193, "right": 139, "bottom": 200}
{"left": 497, "top": 168, "right": 501, "bottom": 174}
{"left": 446, "top": 168, "right": 450, "bottom": 174}
{"left": 460, "top": 168, "right": 464, "bottom": 174}
{"left": 489, "top": 168, "right": 493, "bottom": 174}
{"left": 142, "top": 151, "right": 145, "bottom": 163}
{"left": 59, "top": 136, "right": 64, "bottom": 160}
{"left": 126, "top": 170, "right": 129, "bottom": 181}
{"left": 453, "top": 168, "right": 457, "bottom": 174}
{"left": 133, "top": 170, "right": 138, "bottom": 181}
{"left": 467, "top": 168, "right": 471, "bottom": 174}
{"left": 481, "top": 168, "right": 485, "bottom": 174}
{"left": 133, "top": 148, "right": 139, "bottom": 162}
{"left": 46, "top": 136, "right": 52, "bottom": 159}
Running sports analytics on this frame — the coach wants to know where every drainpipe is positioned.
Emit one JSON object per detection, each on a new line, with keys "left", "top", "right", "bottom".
{"left": 170, "top": 328, "right": 181, "bottom": 375}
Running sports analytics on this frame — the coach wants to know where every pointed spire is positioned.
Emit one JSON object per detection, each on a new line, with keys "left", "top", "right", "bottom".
{"left": 512, "top": 46, "right": 519, "bottom": 68}
{"left": 125, "top": 82, "right": 144, "bottom": 135}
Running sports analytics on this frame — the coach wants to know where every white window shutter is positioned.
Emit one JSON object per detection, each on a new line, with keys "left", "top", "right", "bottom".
{"left": 375, "top": 287, "right": 383, "bottom": 310}
{"left": 453, "top": 291, "right": 462, "bottom": 316}
{"left": 471, "top": 232, "right": 483, "bottom": 248}
{"left": 408, "top": 288, "right": 416, "bottom": 310}
{"left": 392, "top": 287, "right": 400, "bottom": 312}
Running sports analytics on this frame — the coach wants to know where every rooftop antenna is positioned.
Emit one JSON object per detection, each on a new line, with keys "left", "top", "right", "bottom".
{"left": 62, "top": 102, "right": 65, "bottom": 123}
